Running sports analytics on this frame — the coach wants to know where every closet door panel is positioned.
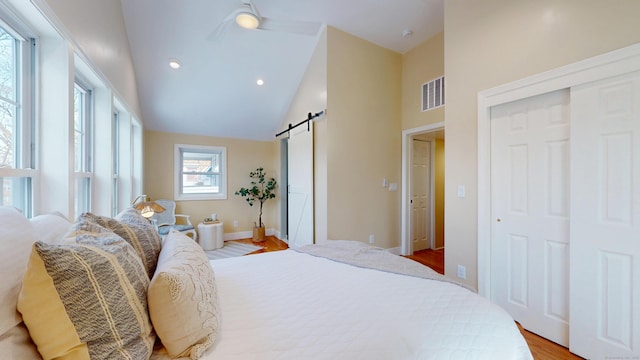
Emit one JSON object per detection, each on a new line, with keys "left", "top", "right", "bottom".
{"left": 490, "top": 89, "right": 570, "bottom": 347}
{"left": 570, "top": 72, "right": 640, "bottom": 359}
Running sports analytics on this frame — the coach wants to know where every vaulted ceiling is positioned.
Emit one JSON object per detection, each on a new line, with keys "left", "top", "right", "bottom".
{"left": 121, "top": 0, "right": 443, "bottom": 140}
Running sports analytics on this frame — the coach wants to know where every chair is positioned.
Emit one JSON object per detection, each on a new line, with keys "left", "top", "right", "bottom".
{"left": 150, "top": 199, "right": 197, "bottom": 241}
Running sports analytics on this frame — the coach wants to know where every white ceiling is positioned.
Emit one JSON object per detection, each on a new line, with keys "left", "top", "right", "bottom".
{"left": 121, "top": 0, "right": 444, "bottom": 141}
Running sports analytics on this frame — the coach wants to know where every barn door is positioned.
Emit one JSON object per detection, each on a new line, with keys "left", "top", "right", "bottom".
{"left": 569, "top": 72, "right": 640, "bottom": 359}
{"left": 490, "top": 89, "right": 571, "bottom": 346}
{"left": 287, "top": 122, "right": 314, "bottom": 247}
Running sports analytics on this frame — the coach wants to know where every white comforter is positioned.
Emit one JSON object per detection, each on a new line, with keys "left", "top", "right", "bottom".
{"left": 154, "top": 249, "right": 532, "bottom": 360}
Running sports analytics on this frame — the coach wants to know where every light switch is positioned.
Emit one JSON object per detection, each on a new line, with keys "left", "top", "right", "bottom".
{"left": 457, "top": 185, "right": 465, "bottom": 198}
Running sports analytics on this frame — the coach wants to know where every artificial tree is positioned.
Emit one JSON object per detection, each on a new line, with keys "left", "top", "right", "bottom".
{"left": 235, "top": 167, "right": 277, "bottom": 241}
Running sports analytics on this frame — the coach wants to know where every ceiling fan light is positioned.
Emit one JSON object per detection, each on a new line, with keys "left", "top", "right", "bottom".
{"left": 236, "top": 11, "right": 260, "bottom": 29}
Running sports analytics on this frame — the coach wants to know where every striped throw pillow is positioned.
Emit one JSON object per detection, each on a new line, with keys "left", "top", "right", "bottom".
{"left": 79, "top": 210, "right": 162, "bottom": 278}
{"left": 17, "top": 229, "right": 155, "bottom": 360}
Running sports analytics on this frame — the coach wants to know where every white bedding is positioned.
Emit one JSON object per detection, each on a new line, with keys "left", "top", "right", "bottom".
{"left": 153, "top": 249, "right": 532, "bottom": 360}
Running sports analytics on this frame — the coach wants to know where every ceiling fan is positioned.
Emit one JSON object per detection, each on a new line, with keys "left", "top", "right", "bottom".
{"left": 207, "top": 0, "right": 321, "bottom": 40}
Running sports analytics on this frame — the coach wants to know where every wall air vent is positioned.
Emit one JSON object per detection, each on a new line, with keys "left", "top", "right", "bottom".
{"left": 422, "top": 76, "right": 445, "bottom": 112}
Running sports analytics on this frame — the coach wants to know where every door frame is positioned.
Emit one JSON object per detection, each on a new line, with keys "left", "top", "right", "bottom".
{"left": 401, "top": 122, "right": 443, "bottom": 256}
{"left": 477, "top": 42, "right": 640, "bottom": 298}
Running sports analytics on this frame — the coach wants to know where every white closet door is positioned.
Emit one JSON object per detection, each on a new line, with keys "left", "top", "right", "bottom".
{"left": 569, "top": 72, "right": 640, "bottom": 359}
{"left": 490, "top": 89, "right": 570, "bottom": 346}
{"left": 287, "top": 123, "right": 314, "bottom": 248}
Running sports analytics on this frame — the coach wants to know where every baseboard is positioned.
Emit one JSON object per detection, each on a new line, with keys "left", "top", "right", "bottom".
{"left": 223, "top": 228, "right": 282, "bottom": 241}
{"left": 386, "top": 247, "right": 401, "bottom": 255}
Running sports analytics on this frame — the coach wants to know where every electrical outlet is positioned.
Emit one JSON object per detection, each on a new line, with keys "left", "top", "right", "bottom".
{"left": 233, "top": 220, "right": 238, "bottom": 227}
{"left": 369, "top": 234, "right": 375, "bottom": 244}
{"left": 457, "top": 265, "right": 467, "bottom": 279}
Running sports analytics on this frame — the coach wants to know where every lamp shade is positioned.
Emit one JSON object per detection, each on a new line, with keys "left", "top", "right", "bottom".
{"left": 131, "top": 195, "right": 165, "bottom": 218}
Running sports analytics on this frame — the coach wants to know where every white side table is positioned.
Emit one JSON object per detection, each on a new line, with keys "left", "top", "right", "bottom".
{"left": 197, "top": 221, "right": 224, "bottom": 250}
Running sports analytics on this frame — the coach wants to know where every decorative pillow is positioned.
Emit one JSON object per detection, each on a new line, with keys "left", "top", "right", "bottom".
{"left": 79, "top": 209, "right": 162, "bottom": 277}
{"left": 0, "top": 207, "right": 39, "bottom": 356}
{"left": 17, "top": 227, "right": 155, "bottom": 360}
{"left": 148, "top": 231, "right": 220, "bottom": 359}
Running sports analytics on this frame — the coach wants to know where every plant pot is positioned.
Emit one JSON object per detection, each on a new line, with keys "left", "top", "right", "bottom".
{"left": 252, "top": 226, "right": 266, "bottom": 242}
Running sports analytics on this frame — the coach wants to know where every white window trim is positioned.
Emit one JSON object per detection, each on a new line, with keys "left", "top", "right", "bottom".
{"left": 174, "top": 144, "right": 227, "bottom": 201}
{"left": 0, "top": 15, "right": 36, "bottom": 216}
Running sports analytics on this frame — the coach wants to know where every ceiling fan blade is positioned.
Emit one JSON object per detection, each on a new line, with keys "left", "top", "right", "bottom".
{"left": 205, "top": 10, "right": 239, "bottom": 41}
{"left": 258, "top": 17, "right": 321, "bottom": 37}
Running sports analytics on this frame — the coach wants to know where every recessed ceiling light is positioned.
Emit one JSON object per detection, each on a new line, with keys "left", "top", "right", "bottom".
{"left": 402, "top": 29, "right": 413, "bottom": 38}
{"left": 256, "top": 79, "right": 264, "bottom": 86}
{"left": 169, "top": 59, "right": 181, "bottom": 69}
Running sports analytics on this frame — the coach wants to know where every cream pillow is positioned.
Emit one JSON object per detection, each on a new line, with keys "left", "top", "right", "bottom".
{"left": 80, "top": 210, "right": 162, "bottom": 278}
{"left": 18, "top": 226, "right": 155, "bottom": 360}
{"left": 148, "top": 231, "right": 220, "bottom": 359}
{"left": 0, "top": 322, "right": 42, "bottom": 359}
{"left": 0, "top": 206, "right": 38, "bottom": 336}
{"left": 30, "top": 212, "right": 72, "bottom": 244}
{"left": 0, "top": 207, "right": 40, "bottom": 357}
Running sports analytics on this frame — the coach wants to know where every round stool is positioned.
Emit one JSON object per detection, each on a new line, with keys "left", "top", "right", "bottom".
{"left": 197, "top": 221, "right": 224, "bottom": 250}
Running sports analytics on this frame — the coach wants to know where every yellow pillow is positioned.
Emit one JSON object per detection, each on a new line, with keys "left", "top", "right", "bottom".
{"left": 148, "top": 231, "right": 220, "bottom": 359}
{"left": 18, "top": 228, "right": 155, "bottom": 360}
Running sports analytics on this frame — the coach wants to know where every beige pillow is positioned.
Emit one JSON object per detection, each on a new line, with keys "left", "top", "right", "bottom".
{"left": 0, "top": 322, "right": 42, "bottom": 359}
{"left": 79, "top": 210, "right": 162, "bottom": 278}
{"left": 0, "top": 206, "right": 40, "bottom": 357}
{"left": 18, "top": 228, "right": 155, "bottom": 360}
{"left": 148, "top": 231, "right": 220, "bottom": 359}
{"left": 30, "top": 212, "right": 72, "bottom": 244}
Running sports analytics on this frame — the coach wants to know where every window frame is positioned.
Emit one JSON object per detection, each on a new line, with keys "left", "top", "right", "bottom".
{"left": 73, "top": 79, "right": 93, "bottom": 215}
{"left": 0, "top": 18, "right": 36, "bottom": 217}
{"left": 111, "top": 110, "right": 119, "bottom": 216}
{"left": 174, "top": 144, "right": 227, "bottom": 201}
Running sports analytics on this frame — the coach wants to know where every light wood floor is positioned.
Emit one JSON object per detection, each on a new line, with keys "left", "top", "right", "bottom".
{"left": 230, "top": 238, "right": 583, "bottom": 359}
{"left": 232, "top": 235, "right": 289, "bottom": 254}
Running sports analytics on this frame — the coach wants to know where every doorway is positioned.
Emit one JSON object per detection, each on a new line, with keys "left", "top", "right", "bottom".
{"left": 401, "top": 122, "right": 444, "bottom": 256}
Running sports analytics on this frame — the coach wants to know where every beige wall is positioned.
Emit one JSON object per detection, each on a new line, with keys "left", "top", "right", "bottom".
{"left": 402, "top": 32, "right": 444, "bottom": 131}
{"left": 325, "top": 27, "right": 402, "bottom": 248}
{"left": 281, "top": 28, "right": 328, "bottom": 243}
{"left": 144, "top": 131, "right": 279, "bottom": 235}
{"left": 42, "top": 0, "right": 142, "bottom": 117}
{"left": 444, "top": 0, "right": 640, "bottom": 288}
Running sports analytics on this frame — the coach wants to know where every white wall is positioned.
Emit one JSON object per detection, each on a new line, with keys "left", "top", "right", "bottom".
{"left": 36, "top": 0, "right": 142, "bottom": 118}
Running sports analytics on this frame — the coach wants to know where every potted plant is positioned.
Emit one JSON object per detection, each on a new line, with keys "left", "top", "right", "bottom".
{"left": 235, "top": 167, "right": 277, "bottom": 242}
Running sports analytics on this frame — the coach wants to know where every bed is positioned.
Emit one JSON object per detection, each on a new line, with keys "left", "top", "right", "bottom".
{"left": 1, "top": 206, "right": 532, "bottom": 360}
{"left": 153, "top": 241, "right": 533, "bottom": 360}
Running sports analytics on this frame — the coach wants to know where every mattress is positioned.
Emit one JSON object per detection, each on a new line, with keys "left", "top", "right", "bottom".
{"left": 153, "top": 249, "right": 533, "bottom": 360}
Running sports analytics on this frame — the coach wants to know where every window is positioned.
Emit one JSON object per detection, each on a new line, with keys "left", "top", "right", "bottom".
{"left": 74, "top": 81, "right": 93, "bottom": 215}
{"left": 0, "top": 22, "right": 35, "bottom": 216}
{"left": 112, "top": 110, "right": 119, "bottom": 216}
{"left": 174, "top": 144, "right": 227, "bottom": 200}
